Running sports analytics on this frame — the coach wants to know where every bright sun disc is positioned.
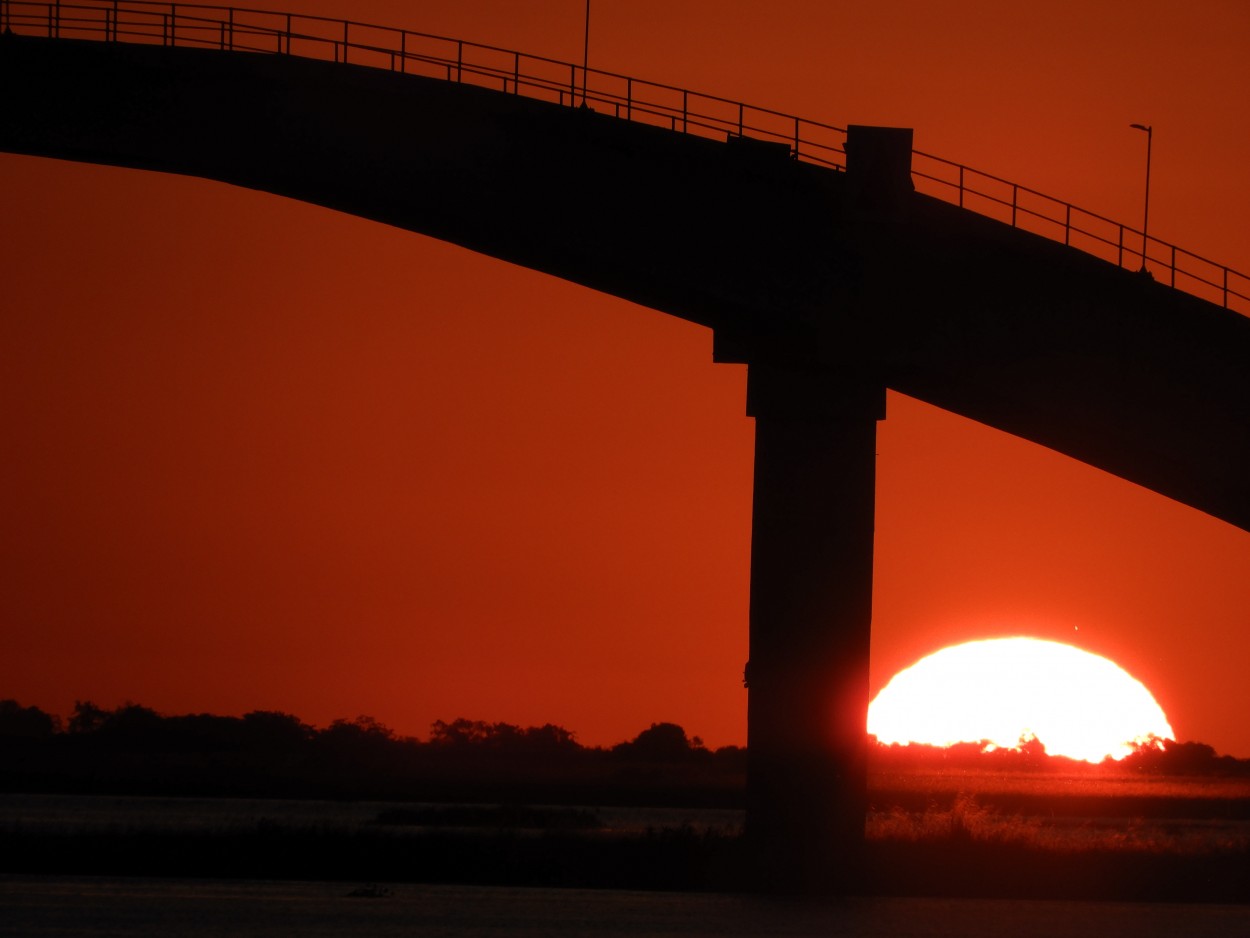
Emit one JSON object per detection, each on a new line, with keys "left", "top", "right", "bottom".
{"left": 868, "top": 637, "right": 1174, "bottom": 763}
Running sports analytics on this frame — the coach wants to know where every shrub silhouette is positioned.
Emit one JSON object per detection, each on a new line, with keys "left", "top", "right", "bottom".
{"left": 612, "top": 722, "right": 706, "bottom": 762}
{"left": 0, "top": 699, "right": 59, "bottom": 737}
{"left": 428, "top": 718, "right": 580, "bottom": 756}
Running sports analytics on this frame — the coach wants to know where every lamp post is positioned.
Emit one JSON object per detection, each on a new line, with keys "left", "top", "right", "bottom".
{"left": 581, "top": 0, "right": 590, "bottom": 107}
{"left": 1130, "top": 123, "right": 1152, "bottom": 273}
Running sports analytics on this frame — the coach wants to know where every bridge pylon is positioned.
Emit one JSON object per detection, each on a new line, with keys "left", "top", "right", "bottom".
{"left": 736, "top": 362, "right": 883, "bottom": 893}
{"left": 716, "top": 125, "right": 906, "bottom": 893}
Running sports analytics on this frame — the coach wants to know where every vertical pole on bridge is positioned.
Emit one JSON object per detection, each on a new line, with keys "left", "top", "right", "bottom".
{"left": 743, "top": 365, "right": 882, "bottom": 894}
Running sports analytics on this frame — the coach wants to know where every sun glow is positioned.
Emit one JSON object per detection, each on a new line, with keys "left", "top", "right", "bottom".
{"left": 868, "top": 638, "right": 1174, "bottom": 763}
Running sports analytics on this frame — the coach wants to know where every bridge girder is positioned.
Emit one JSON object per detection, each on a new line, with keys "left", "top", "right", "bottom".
{"left": 4, "top": 35, "right": 1244, "bottom": 533}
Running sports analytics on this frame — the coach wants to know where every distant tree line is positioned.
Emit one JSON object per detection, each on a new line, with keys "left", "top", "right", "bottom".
{"left": 2, "top": 699, "right": 1247, "bottom": 805}
{"left": 0, "top": 699, "right": 739, "bottom": 758}
{"left": 869, "top": 734, "right": 1250, "bottom": 777}
{"left": 0, "top": 700, "right": 746, "bottom": 805}
{"left": 1118, "top": 737, "right": 1250, "bottom": 777}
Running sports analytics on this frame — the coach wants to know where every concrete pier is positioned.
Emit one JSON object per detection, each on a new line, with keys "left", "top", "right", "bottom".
{"left": 742, "top": 364, "right": 883, "bottom": 893}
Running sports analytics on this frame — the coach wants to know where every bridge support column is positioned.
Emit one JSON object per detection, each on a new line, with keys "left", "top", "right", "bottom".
{"left": 742, "top": 364, "right": 883, "bottom": 894}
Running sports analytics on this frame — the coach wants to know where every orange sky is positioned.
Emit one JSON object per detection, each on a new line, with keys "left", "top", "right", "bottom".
{"left": 2, "top": 0, "right": 1249, "bottom": 754}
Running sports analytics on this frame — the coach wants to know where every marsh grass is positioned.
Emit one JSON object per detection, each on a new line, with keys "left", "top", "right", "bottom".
{"left": 870, "top": 769, "right": 1250, "bottom": 802}
{"left": 859, "top": 776, "right": 1250, "bottom": 903}
{"left": 3, "top": 775, "right": 1250, "bottom": 900}
{"left": 866, "top": 791, "right": 1250, "bottom": 855}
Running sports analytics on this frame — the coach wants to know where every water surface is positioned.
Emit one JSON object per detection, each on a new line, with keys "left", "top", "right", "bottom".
{"left": 2, "top": 877, "right": 1248, "bottom": 938}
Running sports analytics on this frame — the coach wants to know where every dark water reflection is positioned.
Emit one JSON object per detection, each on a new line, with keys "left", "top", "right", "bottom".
{"left": 0, "top": 793, "right": 743, "bottom": 836}
{"left": 1, "top": 877, "right": 1248, "bottom": 938}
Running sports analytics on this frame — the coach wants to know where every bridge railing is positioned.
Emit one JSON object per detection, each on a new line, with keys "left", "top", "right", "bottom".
{"left": 912, "top": 152, "right": 1250, "bottom": 313}
{"left": 0, "top": 0, "right": 852, "bottom": 169}
{"left": 3, "top": 0, "right": 1246, "bottom": 315}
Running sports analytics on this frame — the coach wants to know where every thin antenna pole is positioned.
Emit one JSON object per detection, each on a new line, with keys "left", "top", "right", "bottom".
{"left": 1130, "top": 123, "right": 1153, "bottom": 272}
{"left": 1142, "top": 126, "right": 1152, "bottom": 269}
{"left": 581, "top": 0, "right": 590, "bottom": 106}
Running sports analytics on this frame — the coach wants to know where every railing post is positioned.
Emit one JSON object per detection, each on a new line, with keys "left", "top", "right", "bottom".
{"left": 738, "top": 102, "right": 744, "bottom": 136}
{"left": 682, "top": 89, "right": 688, "bottom": 132}
{"left": 170, "top": 4, "right": 176, "bottom": 46}
{"left": 626, "top": 77, "right": 632, "bottom": 120}
{"left": 54, "top": 0, "right": 60, "bottom": 38}
{"left": 285, "top": 13, "right": 290, "bottom": 54}
{"left": 400, "top": 31, "right": 406, "bottom": 74}
{"left": 342, "top": 20, "right": 349, "bottom": 64}
{"left": 227, "top": 8, "right": 233, "bottom": 50}
{"left": 513, "top": 50, "right": 519, "bottom": 93}
{"left": 793, "top": 117, "right": 800, "bottom": 158}
{"left": 456, "top": 39, "right": 462, "bottom": 81}
{"left": 1064, "top": 204, "right": 1071, "bottom": 246}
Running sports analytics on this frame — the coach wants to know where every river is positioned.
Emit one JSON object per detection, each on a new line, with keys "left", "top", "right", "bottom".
{"left": 2, "top": 877, "right": 1248, "bottom": 937}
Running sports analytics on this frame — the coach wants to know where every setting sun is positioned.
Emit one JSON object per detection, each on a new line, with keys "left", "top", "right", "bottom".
{"left": 868, "top": 638, "right": 1174, "bottom": 763}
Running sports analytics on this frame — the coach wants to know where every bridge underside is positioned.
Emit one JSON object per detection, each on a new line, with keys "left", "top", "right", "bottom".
{"left": 4, "top": 34, "right": 1245, "bottom": 533}
{"left": 4, "top": 33, "right": 1249, "bottom": 892}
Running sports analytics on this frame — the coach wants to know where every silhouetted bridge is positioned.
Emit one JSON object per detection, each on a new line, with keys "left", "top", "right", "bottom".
{"left": 4, "top": 0, "right": 1249, "bottom": 893}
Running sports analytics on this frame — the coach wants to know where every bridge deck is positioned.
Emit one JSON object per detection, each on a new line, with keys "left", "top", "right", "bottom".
{"left": 3, "top": 31, "right": 1246, "bottom": 534}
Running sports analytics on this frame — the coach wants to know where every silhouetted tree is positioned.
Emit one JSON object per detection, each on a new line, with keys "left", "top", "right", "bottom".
{"left": 98, "top": 703, "right": 164, "bottom": 747}
{"left": 0, "top": 700, "right": 59, "bottom": 737}
{"left": 1167, "top": 740, "right": 1219, "bottom": 774}
{"left": 313, "top": 715, "right": 398, "bottom": 761}
{"left": 427, "top": 719, "right": 581, "bottom": 756}
{"left": 429, "top": 718, "right": 502, "bottom": 748}
{"left": 941, "top": 741, "right": 991, "bottom": 769}
{"left": 320, "top": 715, "right": 395, "bottom": 744}
{"left": 518, "top": 723, "right": 580, "bottom": 755}
{"left": 612, "top": 722, "right": 705, "bottom": 762}
{"left": 1118, "top": 737, "right": 1235, "bottom": 776}
{"left": 67, "top": 700, "right": 108, "bottom": 734}
{"left": 241, "top": 710, "right": 314, "bottom": 750}
{"left": 1007, "top": 733, "right": 1049, "bottom": 772}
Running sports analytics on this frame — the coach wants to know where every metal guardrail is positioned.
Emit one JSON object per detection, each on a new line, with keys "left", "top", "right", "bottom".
{"left": 0, "top": 0, "right": 850, "bottom": 167}
{"left": 911, "top": 152, "right": 1249, "bottom": 312}
{"left": 3, "top": 0, "right": 1246, "bottom": 314}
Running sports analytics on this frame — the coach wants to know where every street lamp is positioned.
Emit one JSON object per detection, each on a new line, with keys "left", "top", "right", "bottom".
{"left": 581, "top": 0, "right": 591, "bottom": 107}
{"left": 1130, "top": 123, "right": 1152, "bottom": 273}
